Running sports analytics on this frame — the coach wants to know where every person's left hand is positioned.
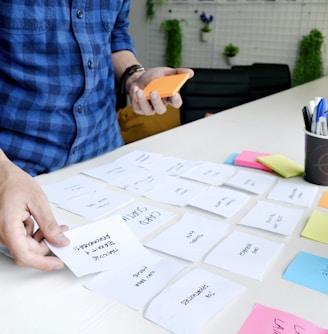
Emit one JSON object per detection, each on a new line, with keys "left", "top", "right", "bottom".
{"left": 127, "top": 67, "right": 194, "bottom": 116}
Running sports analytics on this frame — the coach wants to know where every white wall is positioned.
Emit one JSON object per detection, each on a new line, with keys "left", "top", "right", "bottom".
{"left": 129, "top": 0, "right": 148, "bottom": 65}
{"left": 129, "top": 0, "right": 328, "bottom": 77}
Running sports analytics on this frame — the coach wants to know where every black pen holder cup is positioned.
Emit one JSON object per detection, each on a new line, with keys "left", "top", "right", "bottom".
{"left": 304, "top": 129, "right": 328, "bottom": 185}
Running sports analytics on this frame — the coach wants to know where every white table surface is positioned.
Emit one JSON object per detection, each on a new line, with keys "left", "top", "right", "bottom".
{"left": 1, "top": 77, "right": 328, "bottom": 334}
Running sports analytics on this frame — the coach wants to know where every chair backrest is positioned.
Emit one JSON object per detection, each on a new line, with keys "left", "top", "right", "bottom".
{"left": 180, "top": 68, "right": 250, "bottom": 124}
{"left": 232, "top": 63, "right": 291, "bottom": 101}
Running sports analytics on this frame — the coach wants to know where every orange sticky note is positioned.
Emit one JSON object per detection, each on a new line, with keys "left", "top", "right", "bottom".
{"left": 318, "top": 191, "right": 328, "bottom": 208}
{"left": 143, "top": 73, "right": 190, "bottom": 100}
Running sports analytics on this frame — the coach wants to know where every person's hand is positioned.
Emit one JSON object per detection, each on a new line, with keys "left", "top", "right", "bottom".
{"left": 0, "top": 150, "right": 70, "bottom": 270}
{"left": 128, "top": 67, "right": 194, "bottom": 116}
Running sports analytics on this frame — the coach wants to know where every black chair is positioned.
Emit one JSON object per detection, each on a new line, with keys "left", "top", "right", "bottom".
{"left": 232, "top": 63, "right": 291, "bottom": 101}
{"left": 180, "top": 68, "right": 250, "bottom": 124}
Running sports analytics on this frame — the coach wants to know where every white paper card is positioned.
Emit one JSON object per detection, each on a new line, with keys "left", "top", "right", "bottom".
{"left": 145, "top": 213, "right": 229, "bottom": 262}
{"left": 84, "top": 253, "right": 186, "bottom": 311}
{"left": 267, "top": 180, "right": 317, "bottom": 207}
{"left": 145, "top": 177, "right": 208, "bottom": 207}
{"left": 82, "top": 162, "right": 137, "bottom": 183}
{"left": 188, "top": 186, "right": 250, "bottom": 218}
{"left": 181, "top": 161, "right": 236, "bottom": 186}
{"left": 144, "top": 268, "right": 245, "bottom": 334}
{"left": 110, "top": 169, "right": 165, "bottom": 195}
{"left": 42, "top": 175, "right": 102, "bottom": 205}
{"left": 47, "top": 215, "right": 148, "bottom": 277}
{"left": 205, "top": 230, "right": 283, "bottom": 280}
{"left": 58, "top": 188, "right": 132, "bottom": 220}
{"left": 147, "top": 156, "right": 199, "bottom": 176}
{"left": 115, "top": 150, "right": 163, "bottom": 168}
{"left": 224, "top": 170, "right": 276, "bottom": 194}
{"left": 118, "top": 201, "right": 175, "bottom": 238}
{"left": 238, "top": 200, "right": 304, "bottom": 235}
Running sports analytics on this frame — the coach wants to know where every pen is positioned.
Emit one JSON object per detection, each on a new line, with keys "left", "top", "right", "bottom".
{"left": 302, "top": 106, "right": 312, "bottom": 132}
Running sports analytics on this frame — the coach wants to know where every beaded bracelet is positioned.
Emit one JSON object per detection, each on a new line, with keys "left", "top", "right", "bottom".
{"left": 119, "top": 64, "right": 145, "bottom": 95}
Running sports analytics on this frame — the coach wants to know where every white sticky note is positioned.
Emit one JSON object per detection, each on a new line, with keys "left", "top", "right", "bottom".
{"left": 118, "top": 201, "right": 175, "bottom": 238}
{"left": 145, "top": 213, "right": 229, "bottom": 262}
{"left": 188, "top": 186, "right": 250, "bottom": 218}
{"left": 85, "top": 253, "right": 186, "bottom": 311}
{"left": 58, "top": 188, "right": 132, "bottom": 220}
{"left": 146, "top": 156, "right": 200, "bottom": 176}
{"left": 47, "top": 215, "right": 148, "bottom": 277}
{"left": 267, "top": 180, "right": 317, "bottom": 207}
{"left": 82, "top": 161, "right": 138, "bottom": 183}
{"left": 224, "top": 170, "right": 276, "bottom": 194}
{"left": 42, "top": 175, "right": 102, "bottom": 205}
{"left": 145, "top": 176, "right": 208, "bottom": 207}
{"left": 110, "top": 169, "right": 165, "bottom": 195}
{"left": 205, "top": 230, "right": 283, "bottom": 280}
{"left": 181, "top": 161, "right": 236, "bottom": 186}
{"left": 238, "top": 200, "right": 304, "bottom": 235}
{"left": 114, "top": 150, "right": 163, "bottom": 168}
{"left": 144, "top": 268, "right": 245, "bottom": 334}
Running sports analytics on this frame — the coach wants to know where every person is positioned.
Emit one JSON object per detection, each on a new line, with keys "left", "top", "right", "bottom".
{"left": 0, "top": 2, "right": 193, "bottom": 271}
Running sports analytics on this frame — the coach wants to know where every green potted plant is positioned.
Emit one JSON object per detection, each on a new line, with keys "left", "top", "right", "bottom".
{"left": 160, "top": 19, "right": 185, "bottom": 68}
{"left": 146, "top": 0, "right": 165, "bottom": 21}
{"left": 292, "top": 28, "right": 324, "bottom": 86}
{"left": 223, "top": 43, "right": 240, "bottom": 66}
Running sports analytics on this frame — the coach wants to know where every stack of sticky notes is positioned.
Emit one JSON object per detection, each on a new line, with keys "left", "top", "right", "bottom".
{"left": 225, "top": 150, "right": 304, "bottom": 178}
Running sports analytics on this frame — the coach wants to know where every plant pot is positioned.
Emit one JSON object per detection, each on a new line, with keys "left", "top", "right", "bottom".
{"left": 200, "top": 31, "right": 211, "bottom": 42}
{"left": 226, "top": 55, "right": 238, "bottom": 67}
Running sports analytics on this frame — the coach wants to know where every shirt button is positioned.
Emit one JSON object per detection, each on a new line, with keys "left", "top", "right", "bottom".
{"left": 88, "top": 60, "right": 93, "bottom": 69}
{"left": 77, "top": 105, "right": 83, "bottom": 113}
{"left": 77, "top": 10, "right": 84, "bottom": 19}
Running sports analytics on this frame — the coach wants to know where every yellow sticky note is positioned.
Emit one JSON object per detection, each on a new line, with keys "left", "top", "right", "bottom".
{"left": 256, "top": 154, "right": 304, "bottom": 178}
{"left": 318, "top": 191, "right": 328, "bottom": 208}
{"left": 301, "top": 210, "right": 328, "bottom": 244}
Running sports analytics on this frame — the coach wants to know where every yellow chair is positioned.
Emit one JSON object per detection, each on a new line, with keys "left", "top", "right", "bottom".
{"left": 117, "top": 104, "right": 180, "bottom": 144}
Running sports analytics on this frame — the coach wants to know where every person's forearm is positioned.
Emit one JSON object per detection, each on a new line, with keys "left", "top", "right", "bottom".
{"left": 112, "top": 50, "right": 142, "bottom": 80}
{"left": 112, "top": 50, "right": 145, "bottom": 94}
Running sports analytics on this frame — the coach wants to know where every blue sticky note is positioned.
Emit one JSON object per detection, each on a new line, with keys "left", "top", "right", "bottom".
{"left": 283, "top": 251, "right": 328, "bottom": 294}
{"left": 225, "top": 152, "right": 239, "bottom": 165}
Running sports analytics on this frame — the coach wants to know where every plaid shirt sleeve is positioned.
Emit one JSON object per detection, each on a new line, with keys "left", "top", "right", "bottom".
{"left": 0, "top": 0, "right": 134, "bottom": 176}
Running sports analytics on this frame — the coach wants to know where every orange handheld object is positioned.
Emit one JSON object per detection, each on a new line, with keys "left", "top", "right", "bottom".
{"left": 143, "top": 73, "right": 190, "bottom": 100}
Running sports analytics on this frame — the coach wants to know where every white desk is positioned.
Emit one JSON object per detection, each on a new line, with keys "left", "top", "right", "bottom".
{"left": 1, "top": 77, "right": 328, "bottom": 334}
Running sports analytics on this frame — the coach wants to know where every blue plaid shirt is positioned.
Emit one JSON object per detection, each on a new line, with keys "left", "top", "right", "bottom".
{"left": 0, "top": 1, "right": 134, "bottom": 176}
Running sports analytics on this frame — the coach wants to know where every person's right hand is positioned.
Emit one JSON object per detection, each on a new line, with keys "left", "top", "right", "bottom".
{"left": 0, "top": 150, "right": 70, "bottom": 270}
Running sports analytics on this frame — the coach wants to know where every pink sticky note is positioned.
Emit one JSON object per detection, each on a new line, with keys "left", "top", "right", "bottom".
{"left": 234, "top": 150, "right": 272, "bottom": 171}
{"left": 238, "top": 304, "right": 326, "bottom": 334}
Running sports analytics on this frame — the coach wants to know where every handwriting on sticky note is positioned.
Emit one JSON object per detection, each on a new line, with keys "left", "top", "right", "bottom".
{"left": 145, "top": 176, "right": 208, "bottom": 206}
{"left": 238, "top": 200, "right": 304, "bottom": 235}
{"left": 188, "top": 186, "right": 250, "bottom": 218}
{"left": 58, "top": 188, "right": 132, "bottom": 220}
{"left": 47, "top": 215, "right": 148, "bottom": 277}
{"left": 144, "top": 268, "right": 245, "bottom": 334}
{"left": 42, "top": 175, "right": 102, "bottom": 205}
{"left": 117, "top": 201, "right": 175, "bottom": 238}
{"left": 181, "top": 161, "right": 236, "bottom": 186}
{"left": 85, "top": 253, "right": 186, "bottom": 311}
{"left": 145, "top": 213, "right": 229, "bottom": 262}
{"left": 237, "top": 304, "right": 326, "bottom": 334}
{"left": 224, "top": 170, "right": 276, "bottom": 194}
{"left": 268, "top": 180, "right": 317, "bottom": 207}
{"left": 205, "top": 231, "right": 283, "bottom": 280}
{"left": 283, "top": 251, "right": 328, "bottom": 295}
